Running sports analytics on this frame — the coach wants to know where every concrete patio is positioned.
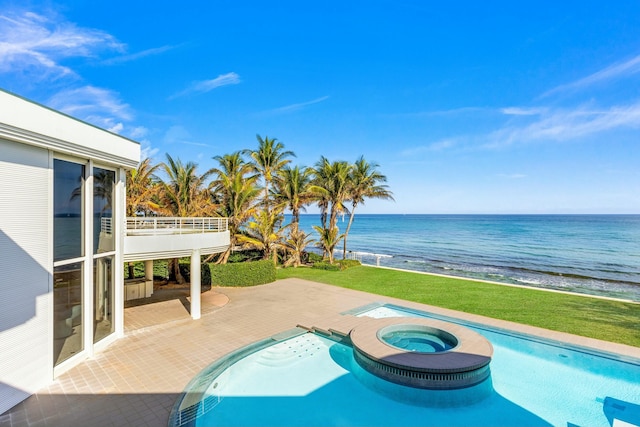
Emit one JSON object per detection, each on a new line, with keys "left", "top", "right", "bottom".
{"left": 2, "top": 278, "right": 639, "bottom": 427}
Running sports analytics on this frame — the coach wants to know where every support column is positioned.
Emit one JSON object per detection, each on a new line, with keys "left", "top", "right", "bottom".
{"left": 144, "top": 260, "right": 154, "bottom": 298}
{"left": 144, "top": 260, "right": 153, "bottom": 281}
{"left": 190, "top": 249, "right": 201, "bottom": 320}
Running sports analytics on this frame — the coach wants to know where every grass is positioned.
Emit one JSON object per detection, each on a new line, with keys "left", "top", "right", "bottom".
{"left": 277, "top": 265, "right": 640, "bottom": 348}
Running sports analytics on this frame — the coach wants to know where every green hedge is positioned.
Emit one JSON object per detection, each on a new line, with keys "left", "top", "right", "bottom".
{"left": 205, "top": 259, "right": 276, "bottom": 287}
{"left": 311, "top": 261, "right": 341, "bottom": 271}
{"left": 311, "top": 259, "right": 362, "bottom": 271}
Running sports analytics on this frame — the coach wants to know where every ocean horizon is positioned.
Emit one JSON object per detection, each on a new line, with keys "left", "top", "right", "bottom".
{"left": 295, "top": 213, "right": 640, "bottom": 302}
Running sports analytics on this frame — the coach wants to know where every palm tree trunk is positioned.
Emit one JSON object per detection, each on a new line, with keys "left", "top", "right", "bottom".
{"left": 168, "top": 258, "right": 186, "bottom": 284}
{"left": 342, "top": 205, "right": 357, "bottom": 259}
{"left": 127, "top": 262, "right": 135, "bottom": 279}
{"left": 292, "top": 207, "right": 299, "bottom": 226}
{"left": 215, "top": 249, "right": 231, "bottom": 264}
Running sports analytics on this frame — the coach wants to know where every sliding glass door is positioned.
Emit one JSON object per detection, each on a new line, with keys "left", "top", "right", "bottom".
{"left": 53, "top": 159, "right": 85, "bottom": 366}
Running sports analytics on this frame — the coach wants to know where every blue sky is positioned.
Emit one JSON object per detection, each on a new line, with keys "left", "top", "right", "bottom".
{"left": 1, "top": 1, "right": 639, "bottom": 214}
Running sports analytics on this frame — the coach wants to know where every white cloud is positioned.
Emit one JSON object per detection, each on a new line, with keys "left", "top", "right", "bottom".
{"left": 501, "top": 107, "right": 547, "bottom": 116}
{"left": 487, "top": 102, "right": 640, "bottom": 147}
{"left": 400, "top": 139, "right": 457, "bottom": 156}
{"left": 108, "top": 122, "right": 124, "bottom": 133}
{"left": 102, "top": 44, "right": 179, "bottom": 65}
{"left": 541, "top": 54, "right": 640, "bottom": 98}
{"left": 0, "top": 10, "right": 123, "bottom": 79}
{"left": 140, "top": 139, "right": 159, "bottom": 161}
{"left": 128, "top": 126, "right": 149, "bottom": 139}
{"left": 169, "top": 72, "right": 241, "bottom": 99}
{"left": 162, "top": 125, "right": 209, "bottom": 147}
{"left": 256, "top": 95, "right": 330, "bottom": 116}
{"left": 48, "top": 85, "right": 132, "bottom": 122}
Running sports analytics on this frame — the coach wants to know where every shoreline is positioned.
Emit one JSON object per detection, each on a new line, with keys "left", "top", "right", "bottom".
{"left": 359, "top": 262, "right": 640, "bottom": 305}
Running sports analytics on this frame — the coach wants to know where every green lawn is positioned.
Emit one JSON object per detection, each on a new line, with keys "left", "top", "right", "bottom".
{"left": 277, "top": 265, "right": 640, "bottom": 347}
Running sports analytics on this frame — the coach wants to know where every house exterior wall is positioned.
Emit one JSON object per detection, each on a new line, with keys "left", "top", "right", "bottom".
{"left": 0, "top": 90, "right": 140, "bottom": 414}
{"left": 0, "top": 139, "right": 52, "bottom": 414}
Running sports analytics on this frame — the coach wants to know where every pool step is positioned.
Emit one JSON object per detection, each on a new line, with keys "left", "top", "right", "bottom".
{"left": 255, "top": 335, "right": 323, "bottom": 367}
{"left": 297, "top": 314, "right": 371, "bottom": 340}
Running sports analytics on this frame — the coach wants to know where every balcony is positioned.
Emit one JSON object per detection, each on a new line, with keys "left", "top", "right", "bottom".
{"left": 123, "top": 217, "right": 230, "bottom": 262}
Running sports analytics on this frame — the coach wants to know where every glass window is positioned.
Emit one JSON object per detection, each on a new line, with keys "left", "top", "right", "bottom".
{"left": 93, "top": 168, "right": 115, "bottom": 253}
{"left": 53, "top": 263, "right": 83, "bottom": 365}
{"left": 54, "top": 160, "right": 84, "bottom": 262}
{"left": 93, "top": 256, "right": 114, "bottom": 343}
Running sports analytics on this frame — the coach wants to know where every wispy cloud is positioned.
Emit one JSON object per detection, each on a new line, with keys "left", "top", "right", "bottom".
{"left": 139, "top": 139, "right": 159, "bottom": 161}
{"left": 541, "top": 54, "right": 640, "bottom": 98}
{"left": 169, "top": 72, "right": 240, "bottom": 99}
{"left": 500, "top": 107, "right": 547, "bottom": 116}
{"left": 102, "top": 45, "right": 178, "bottom": 65}
{"left": 162, "top": 125, "right": 210, "bottom": 147}
{"left": 47, "top": 85, "right": 133, "bottom": 132}
{"left": 256, "top": 95, "right": 330, "bottom": 116}
{"left": 400, "top": 139, "right": 457, "bottom": 156}
{"left": 386, "top": 107, "right": 488, "bottom": 119}
{"left": 487, "top": 102, "right": 640, "bottom": 148}
{"left": 0, "top": 10, "right": 123, "bottom": 79}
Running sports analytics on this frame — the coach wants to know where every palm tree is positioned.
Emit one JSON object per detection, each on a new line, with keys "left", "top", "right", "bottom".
{"left": 310, "top": 156, "right": 332, "bottom": 230}
{"left": 244, "top": 135, "right": 295, "bottom": 213}
{"left": 157, "top": 154, "right": 213, "bottom": 218}
{"left": 237, "top": 208, "right": 286, "bottom": 263}
{"left": 342, "top": 156, "right": 394, "bottom": 259}
{"left": 313, "top": 225, "right": 343, "bottom": 264}
{"left": 157, "top": 154, "right": 214, "bottom": 283}
{"left": 208, "top": 152, "right": 260, "bottom": 264}
{"left": 309, "top": 156, "right": 351, "bottom": 261}
{"left": 274, "top": 165, "right": 314, "bottom": 227}
{"left": 281, "top": 225, "right": 315, "bottom": 267}
{"left": 312, "top": 157, "right": 351, "bottom": 232}
{"left": 126, "top": 158, "right": 161, "bottom": 216}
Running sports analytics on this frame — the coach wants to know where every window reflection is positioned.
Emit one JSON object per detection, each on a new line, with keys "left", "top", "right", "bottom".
{"left": 53, "top": 263, "right": 83, "bottom": 365}
{"left": 93, "top": 256, "right": 114, "bottom": 343}
{"left": 93, "top": 168, "right": 115, "bottom": 253}
{"left": 54, "top": 160, "right": 84, "bottom": 262}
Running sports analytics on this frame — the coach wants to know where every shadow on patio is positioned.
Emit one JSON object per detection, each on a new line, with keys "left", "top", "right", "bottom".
{"left": 124, "top": 285, "right": 229, "bottom": 332}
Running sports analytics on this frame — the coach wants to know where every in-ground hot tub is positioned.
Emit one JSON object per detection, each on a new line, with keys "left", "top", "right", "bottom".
{"left": 350, "top": 317, "right": 493, "bottom": 390}
{"left": 379, "top": 324, "right": 458, "bottom": 353}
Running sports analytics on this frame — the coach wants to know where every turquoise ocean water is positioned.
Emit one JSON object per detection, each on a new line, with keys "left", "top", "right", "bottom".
{"left": 296, "top": 214, "right": 640, "bottom": 302}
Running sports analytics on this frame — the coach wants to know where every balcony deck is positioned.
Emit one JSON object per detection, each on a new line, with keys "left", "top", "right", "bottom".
{"left": 123, "top": 217, "right": 230, "bottom": 262}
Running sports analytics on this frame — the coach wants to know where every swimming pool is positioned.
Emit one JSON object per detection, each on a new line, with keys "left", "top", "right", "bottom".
{"left": 169, "top": 304, "right": 640, "bottom": 427}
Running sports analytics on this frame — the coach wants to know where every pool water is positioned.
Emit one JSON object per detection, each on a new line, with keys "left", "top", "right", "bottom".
{"left": 379, "top": 327, "right": 457, "bottom": 353}
{"left": 173, "top": 305, "right": 640, "bottom": 427}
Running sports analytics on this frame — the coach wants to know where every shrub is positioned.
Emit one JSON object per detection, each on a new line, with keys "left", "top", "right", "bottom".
{"left": 337, "top": 259, "right": 361, "bottom": 270}
{"left": 311, "top": 262, "right": 341, "bottom": 271}
{"left": 228, "top": 250, "right": 263, "bottom": 263}
{"left": 307, "top": 252, "right": 323, "bottom": 263}
{"left": 310, "top": 259, "right": 361, "bottom": 271}
{"left": 205, "top": 259, "right": 276, "bottom": 287}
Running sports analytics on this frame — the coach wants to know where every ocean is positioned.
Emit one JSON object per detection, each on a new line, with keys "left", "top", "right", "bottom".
{"left": 296, "top": 214, "right": 640, "bottom": 302}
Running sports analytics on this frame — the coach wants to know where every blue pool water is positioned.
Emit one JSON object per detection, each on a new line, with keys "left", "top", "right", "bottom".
{"left": 172, "top": 305, "right": 640, "bottom": 427}
{"left": 380, "top": 328, "right": 456, "bottom": 353}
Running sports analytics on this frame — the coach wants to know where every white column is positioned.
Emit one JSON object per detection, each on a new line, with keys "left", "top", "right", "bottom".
{"left": 114, "top": 167, "right": 126, "bottom": 338}
{"left": 144, "top": 260, "right": 153, "bottom": 281}
{"left": 84, "top": 160, "right": 94, "bottom": 357}
{"left": 144, "top": 260, "right": 154, "bottom": 297}
{"left": 190, "top": 249, "right": 201, "bottom": 320}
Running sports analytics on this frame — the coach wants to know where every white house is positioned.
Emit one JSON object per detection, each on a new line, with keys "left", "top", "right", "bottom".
{"left": 0, "top": 90, "right": 229, "bottom": 414}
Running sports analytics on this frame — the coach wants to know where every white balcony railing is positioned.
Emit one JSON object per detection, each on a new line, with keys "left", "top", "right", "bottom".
{"left": 101, "top": 217, "right": 113, "bottom": 234}
{"left": 126, "top": 217, "right": 228, "bottom": 236}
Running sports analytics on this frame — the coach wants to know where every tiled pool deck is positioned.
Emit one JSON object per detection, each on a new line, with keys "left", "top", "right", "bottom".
{"left": 2, "top": 278, "right": 639, "bottom": 427}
